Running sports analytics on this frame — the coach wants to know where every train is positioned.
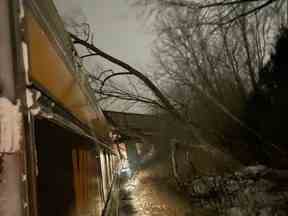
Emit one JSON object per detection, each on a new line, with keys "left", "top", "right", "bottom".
{"left": 0, "top": 0, "right": 121, "bottom": 215}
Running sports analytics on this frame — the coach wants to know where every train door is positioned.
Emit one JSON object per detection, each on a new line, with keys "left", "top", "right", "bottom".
{"left": 34, "top": 118, "right": 76, "bottom": 216}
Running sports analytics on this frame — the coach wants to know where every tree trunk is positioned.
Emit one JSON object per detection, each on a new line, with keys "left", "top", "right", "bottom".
{"left": 170, "top": 140, "right": 183, "bottom": 187}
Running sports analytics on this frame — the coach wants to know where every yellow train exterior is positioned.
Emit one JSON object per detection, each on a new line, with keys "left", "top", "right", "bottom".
{"left": 26, "top": 3, "right": 109, "bottom": 137}
{"left": 0, "top": 1, "right": 120, "bottom": 216}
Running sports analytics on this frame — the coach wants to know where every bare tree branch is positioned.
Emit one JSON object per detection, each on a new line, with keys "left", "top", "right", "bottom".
{"left": 101, "top": 72, "right": 133, "bottom": 86}
{"left": 70, "top": 33, "right": 183, "bottom": 120}
{"left": 80, "top": 53, "right": 99, "bottom": 59}
{"left": 223, "top": 0, "right": 277, "bottom": 24}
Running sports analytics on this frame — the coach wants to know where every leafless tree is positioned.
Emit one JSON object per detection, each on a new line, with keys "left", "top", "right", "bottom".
{"left": 132, "top": 0, "right": 287, "bottom": 160}
{"left": 67, "top": 0, "right": 287, "bottom": 166}
{"left": 134, "top": 0, "right": 286, "bottom": 24}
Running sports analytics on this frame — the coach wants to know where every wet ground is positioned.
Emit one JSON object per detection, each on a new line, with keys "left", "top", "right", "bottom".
{"left": 118, "top": 165, "right": 193, "bottom": 216}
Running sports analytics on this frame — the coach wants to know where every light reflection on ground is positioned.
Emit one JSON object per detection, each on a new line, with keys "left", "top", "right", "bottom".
{"left": 118, "top": 165, "right": 193, "bottom": 216}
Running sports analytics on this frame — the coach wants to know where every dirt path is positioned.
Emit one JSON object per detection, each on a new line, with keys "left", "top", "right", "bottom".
{"left": 118, "top": 166, "right": 193, "bottom": 216}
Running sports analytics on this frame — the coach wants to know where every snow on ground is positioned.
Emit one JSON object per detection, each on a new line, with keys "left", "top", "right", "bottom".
{"left": 118, "top": 162, "right": 288, "bottom": 216}
{"left": 185, "top": 165, "right": 288, "bottom": 215}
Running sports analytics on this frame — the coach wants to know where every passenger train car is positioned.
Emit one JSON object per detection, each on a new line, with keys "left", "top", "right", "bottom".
{"left": 0, "top": 0, "right": 120, "bottom": 215}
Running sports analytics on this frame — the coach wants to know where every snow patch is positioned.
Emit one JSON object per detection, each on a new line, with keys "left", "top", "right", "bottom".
{"left": 26, "top": 89, "right": 41, "bottom": 116}
{"left": 186, "top": 165, "right": 288, "bottom": 215}
{"left": 241, "top": 165, "right": 267, "bottom": 175}
{"left": 0, "top": 98, "right": 22, "bottom": 153}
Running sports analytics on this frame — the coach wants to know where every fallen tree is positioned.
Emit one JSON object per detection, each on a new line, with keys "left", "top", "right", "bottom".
{"left": 70, "top": 33, "right": 284, "bottom": 160}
